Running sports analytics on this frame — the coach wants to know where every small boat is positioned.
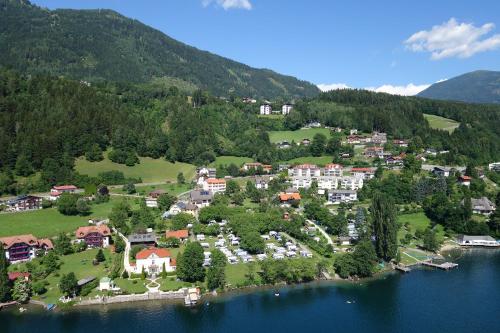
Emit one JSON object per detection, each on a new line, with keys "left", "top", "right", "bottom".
{"left": 19, "top": 307, "right": 26, "bottom": 313}
{"left": 346, "top": 301, "right": 352, "bottom": 304}
{"left": 46, "top": 304, "right": 56, "bottom": 311}
{"left": 274, "top": 292, "right": 280, "bottom": 297}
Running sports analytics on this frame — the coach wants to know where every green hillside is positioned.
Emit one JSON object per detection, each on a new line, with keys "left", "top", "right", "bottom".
{"left": 0, "top": 0, "right": 319, "bottom": 99}
{"left": 418, "top": 70, "right": 500, "bottom": 104}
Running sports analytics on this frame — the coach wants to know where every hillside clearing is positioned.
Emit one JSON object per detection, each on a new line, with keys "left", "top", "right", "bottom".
{"left": 268, "top": 128, "right": 331, "bottom": 143}
{"left": 209, "top": 156, "right": 253, "bottom": 167}
{"left": 424, "top": 114, "right": 460, "bottom": 133}
{"left": 75, "top": 153, "right": 196, "bottom": 183}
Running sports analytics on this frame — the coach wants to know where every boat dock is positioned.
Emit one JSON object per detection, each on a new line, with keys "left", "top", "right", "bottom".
{"left": 395, "top": 264, "right": 411, "bottom": 273}
{"left": 422, "top": 261, "right": 458, "bottom": 270}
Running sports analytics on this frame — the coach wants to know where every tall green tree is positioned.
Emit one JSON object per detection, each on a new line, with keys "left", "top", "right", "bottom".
{"left": 310, "top": 133, "right": 327, "bottom": 157}
{"left": 55, "top": 232, "right": 73, "bottom": 255}
{"left": 207, "top": 249, "right": 226, "bottom": 290}
{"left": 371, "top": 192, "right": 398, "bottom": 261}
{"left": 0, "top": 246, "right": 11, "bottom": 302}
{"left": 59, "top": 272, "right": 78, "bottom": 297}
{"left": 177, "top": 242, "right": 205, "bottom": 282}
{"left": 12, "top": 279, "right": 32, "bottom": 303}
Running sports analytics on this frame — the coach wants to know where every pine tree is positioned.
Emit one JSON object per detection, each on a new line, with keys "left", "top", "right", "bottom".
{"left": 0, "top": 246, "right": 11, "bottom": 302}
{"left": 95, "top": 249, "right": 105, "bottom": 263}
{"left": 371, "top": 192, "right": 398, "bottom": 261}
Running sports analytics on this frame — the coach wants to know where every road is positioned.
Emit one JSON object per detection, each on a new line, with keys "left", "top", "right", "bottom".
{"left": 115, "top": 228, "right": 133, "bottom": 274}
{"left": 306, "top": 219, "right": 334, "bottom": 245}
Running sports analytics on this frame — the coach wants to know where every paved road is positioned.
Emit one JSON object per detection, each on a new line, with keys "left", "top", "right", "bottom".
{"left": 115, "top": 228, "right": 133, "bottom": 274}
{"left": 306, "top": 219, "right": 334, "bottom": 245}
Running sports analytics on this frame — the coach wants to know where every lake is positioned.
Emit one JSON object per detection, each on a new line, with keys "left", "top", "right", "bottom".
{"left": 1, "top": 249, "right": 499, "bottom": 333}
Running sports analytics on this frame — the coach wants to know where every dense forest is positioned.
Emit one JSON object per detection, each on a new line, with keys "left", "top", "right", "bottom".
{"left": 0, "top": 0, "right": 319, "bottom": 99}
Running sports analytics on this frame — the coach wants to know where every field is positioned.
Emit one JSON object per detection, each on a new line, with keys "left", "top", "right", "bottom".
{"left": 424, "top": 114, "right": 460, "bottom": 133}
{"left": 284, "top": 155, "right": 333, "bottom": 166}
{"left": 268, "top": 128, "right": 331, "bottom": 143}
{"left": 75, "top": 153, "right": 196, "bottom": 183}
{"left": 0, "top": 200, "right": 123, "bottom": 238}
{"left": 111, "top": 183, "right": 191, "bottom": 197}
{"left": 209, "top": 155, "right": 253, "bottom": 167}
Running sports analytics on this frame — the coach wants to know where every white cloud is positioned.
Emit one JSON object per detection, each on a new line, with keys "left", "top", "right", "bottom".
{"left": 202, "top": 0, "right": 252, "bottom": 10}
{"left": 317, "top": 83, "right": 351, "bottom": 92}
{"left": 405, "top": 18, "right": 500, "bottom": 60}
{"left": 365, "top": 83, "right": 431, "bottom": 96}
{"left": 317, "top": 82, "right": 432, "bottom": 96}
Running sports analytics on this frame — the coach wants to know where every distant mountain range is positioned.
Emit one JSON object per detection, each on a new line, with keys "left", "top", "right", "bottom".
{"left": 0, "top": 0, "right": 319, "bottom": 99}
{"left": 418, "top": 70, "right": 500, "bottom": 104}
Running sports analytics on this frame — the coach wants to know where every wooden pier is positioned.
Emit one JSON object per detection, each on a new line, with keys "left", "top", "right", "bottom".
{"left": 422, "top": 261, "right": 458, "bottom": 270}
{"left": 395, "top": 265, "right": 412, "bottom": 273}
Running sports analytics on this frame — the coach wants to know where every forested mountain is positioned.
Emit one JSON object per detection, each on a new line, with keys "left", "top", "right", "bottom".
{"left": 0, "top": 0, "right": 319, "bottom": 99}
{"left": 418, "top": 70, "right": 500, "bottom": 104}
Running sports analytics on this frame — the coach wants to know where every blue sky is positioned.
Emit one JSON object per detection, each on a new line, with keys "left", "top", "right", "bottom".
{"left": 31, "top": 0, "right": 500, "bottom": 95}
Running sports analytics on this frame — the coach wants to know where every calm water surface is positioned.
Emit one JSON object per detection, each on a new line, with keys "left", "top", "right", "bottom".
{"left": 1, "top": 249, "right": 499, "bottom": 333}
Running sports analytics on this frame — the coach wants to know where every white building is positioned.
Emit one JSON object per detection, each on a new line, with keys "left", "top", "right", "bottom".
{"left": 282, "top": 104, "right": 293, "bottom": 115}
{"left": 203, "top": 178, "right": 226, "bottom": 193}
{"left": 351, "top": 168, "right": 375, "bottom": 180}
{"left": 260, "top": 104, "right": 272, "bottom": 115}
{"left": 145, "top": 197, "right": 158, "bottom": 208}
{"left": 340, "top": 176, "right": 364, "bottom": 190}
{"left": 328, "top": 190, "right": 358, "bottom": 204}
{"left": 458, "top": 235, "right": 498, "bottom": 247}
{"left": 289, "top": 164, "right": 321, "bottom": 178}
{"left": 133, "top": 247, "right": 176, "bottom": 275}
{"left": 324, "top": 164, "right": 343, "bottom": 177}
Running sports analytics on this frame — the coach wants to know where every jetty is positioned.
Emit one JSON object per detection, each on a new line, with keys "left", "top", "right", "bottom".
{"left": 395, "top": 264, "right": 411, "bottom": 273}
{"left": 422, "top": 260, "right": 458, "bottom": 270}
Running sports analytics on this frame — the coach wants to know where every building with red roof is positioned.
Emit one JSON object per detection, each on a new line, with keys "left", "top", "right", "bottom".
{"left": 0, "top": 234, "right": 53, "bottom": 263}
{"left": 8, "top": 272, "right": 31, "bottom": 282}
{"left": 458, "top": 175, "right": 472, "bottom": 186}
{"left": 134, "top": 247, "right": 176, "bottom": 275}
{"left": 166, "top": 229, "right": 189, "bottom": 241}
{"left": 75, "top": 225, "right": 111, "bottom": 248}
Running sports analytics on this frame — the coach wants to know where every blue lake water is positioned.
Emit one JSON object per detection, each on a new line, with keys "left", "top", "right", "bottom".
{"left": 1, "top": 249, "right": 499, "bottom": 333}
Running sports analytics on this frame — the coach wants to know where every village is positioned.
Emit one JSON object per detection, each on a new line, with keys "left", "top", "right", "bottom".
{"left": 1, "top": 115, "right": 499, "bottom": 310}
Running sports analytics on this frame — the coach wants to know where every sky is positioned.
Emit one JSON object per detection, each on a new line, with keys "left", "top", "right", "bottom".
{"left": 30, "top": 0, "right": 500, "bottom": 95}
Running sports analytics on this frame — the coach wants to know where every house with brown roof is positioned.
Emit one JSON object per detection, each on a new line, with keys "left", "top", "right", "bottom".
{"left": 75, "top": 225, "right": 111, "bottom": 248}
{"left": 0, "top": 234, "right": 53, "bottom": 263}
{"left": 133, "top": 247, "right": 176, "bottom": 275}
{"left": 279, "top": 192, "right": 301, "bottom": 203}
{"left": 166, "top": 229, "right": 189, "bottom": 242}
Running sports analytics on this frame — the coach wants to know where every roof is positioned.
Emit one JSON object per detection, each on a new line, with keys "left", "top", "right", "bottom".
{"left": 190, "top": 190, "right": 213, "bottom": 202}
{"left": 470, "top": 197, "right": 496, "bottom": 211}
{"left": 459, "top": 235, "right": 496, "bottom": 242}
{"left": 284, "top": 187, "right": 299, "bottom": 193}
{"left": 331, "top": 189, "right": 357, "bottom": 194}
{"left": 77, "top": 276, "right": 96, "bottom": 287}
{"left": 0, "top": 234, "right": 39, "bottom": 249}
{"left": 185, "top": 203, "right": 198, "bottom": 210}
{"left": 100, "top": 277, "right": 112, "bottom": 283}
{"left": 136, "top": 247, "right": 171, "bottom": 260}
{"left": 75, "top": 225, "right": 111, "bottom": 239}
{"left": 166, "top": 229, "right": 189, "bottom": 239}
{"left": 128, "top": 233, "right": 157, "bottom": 243}
{"left": 38, "top": 238, "right": 54, "bottom": 249}
{"left": 459, "top": 175, "right": 472, "bottom": 181}
{"left": 279, "top": 193, "right": 301, "bottom": 201}
{"left": 53, "top": 185, "right": 77, "bottom": 191}
{"left": 8, "top": 272, "right": 30, "bottom": 281}
{"left": 206, "top": 178, "right": 226, "bottom": 184}
{"left": 351, "top": 168, "right": 374, "bottom": 172}
{"left": 325, "top": 163, "right": 343, "bottom": 169}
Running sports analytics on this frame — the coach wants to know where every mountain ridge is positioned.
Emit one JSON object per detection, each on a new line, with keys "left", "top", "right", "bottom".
{"left": 0, "top": 0, "right": 320, "bottom": 98}
{"left": 418, "top": 70, "right": 500, "bottom": 104}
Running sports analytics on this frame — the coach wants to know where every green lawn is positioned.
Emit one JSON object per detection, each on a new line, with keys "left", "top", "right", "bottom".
{"left": 23, "top": 249, "right": 114, "bottom": 304}
{"left": 284, "top": 155, "right": 333, "bottom": 166}
{"left": 209, "top": 155, "right": 253, "bottom": 167}
{"left": 268, "top": 128, "right": 331, "bottom": 143}
{"left": 398, "top": 212, "right": 431, "bottom": 233}
{"left": 258, "top": 114, "right": 284, "bottom": 120}
{"left": 111, "top": 183, "right": 192, "bottom": 197}
{"left": 424, "top": 114, "right": 460, "bottom": 133}
{"left": 114, "top": 278, "right": 148, "bottom": 294}
{"left": 0, "top": 200, "right": 119, "bottom": 238}
{"left": 225, "top": 263, "right": 261, "bottom": 287}
{"left": 159, "top": 277, "right": 192, "bottom": 292}
{"left": 75, "top": 152, "right": 196, "bottom": 183}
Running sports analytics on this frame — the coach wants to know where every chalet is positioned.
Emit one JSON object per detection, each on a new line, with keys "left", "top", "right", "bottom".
{"left": 393, "top": 139, "right": 409, "bottom": 147}
{"left": 197, "top": 167, "right": 217, "bottom": 179}
{"left": 133, "top": 247, "right": 176, "bottom": 275}
{"left": 5, "top": 195, "right": 42, "bottom": 212}
{"left": 350, "top": 129, "right": 358, "bottom": 135}
{"left": 166, "top": 229, "right": 189, "bottom": 242}
{"left": 385, "top": 154, "right": 405, "bottom": 167}
{"left": 128, "top": 233, "right": 157, "bottom": 246}
{"left": 371, "top": 131, "right": 387, "bottom": 145}
{"left": 149, "top": 189, "right": 166, "bottom": 199}
{"left": 279, "top": 192, "right": 301, "bottom": 203}
{"left": 328, "top": 189, "right": 357, "bottom": 204}
{"left": 282, "top": 104, "right": 293, "bottom": 115}
{"left": 75, "top": 225, "right": 111, "bottom": 248}
{"left": 338, "top": 236, "right": 351, "bottom": 246}
{"left": 458, "top": 235, "right": 498, "bottom": 247}
{"left": 469, "top": 197, "right": 496, "bottom": 215}
{"left": 351, "top": 167, "right": 375, "bottom": 180}
{"left": 184, "top": 203, "right": 199, "bottom": 217}
{"left": 190, "top": 190, "right": 213, "bottom": 208}
{"left": 347, "top": 135, "right": 370, "bottom": 145}
{"left": 277, "top": 141, "right": 291, "bottom": 149}
{"left": 203, "top": 178, "right": 226, "bottom": 193}
{"left": 432, "top": 166, "right": 452, "bottom": 178}
{"left": 259, "top": 104, "right": 272, "bottom": 115}
{"left": 488, "top": 162, "right": 500, "bottom": 172}
{"left": 243, "top": 162, "right": 272, "bottom": 173}
{"left": 242, "top": 97, "right": 257, "bottom": 104}
{"left": 364, "top": 146, "right": 384, "bottom": 158}
{"left": 458, "top": 175, "right": 472, "bottom": 186}
{"left": 324, "top": 163, "right": 343, "bottom": 177}
{"left": 163, "top": 202, "right": 187, "bottom": 218}
{"left": 301, "top": 138, "right": 311, "bottom": 146}
{"left": 50, "top": 185, "right": 79, "bottom": 200}
{"left": 0, "top": 234, "right": 53, "bottom": 263}
{"left": 255, "top": 176, "right": 270, "bottom": 190}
